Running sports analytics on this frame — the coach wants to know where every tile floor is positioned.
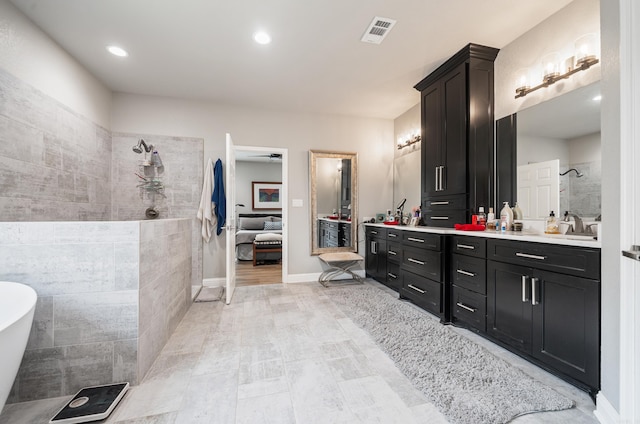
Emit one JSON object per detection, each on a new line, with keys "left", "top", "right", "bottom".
{"left": 0, "top": 280, "right": 598, "bottom": 424}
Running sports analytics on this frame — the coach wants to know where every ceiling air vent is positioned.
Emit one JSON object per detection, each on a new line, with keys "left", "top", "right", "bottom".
{"left": 360, "top": 16, "right": 396, "bottom": 44}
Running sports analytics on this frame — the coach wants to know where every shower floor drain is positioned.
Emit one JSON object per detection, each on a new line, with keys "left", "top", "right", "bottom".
{"left": 49, "top": 382, "right": 129, "bottom": 423}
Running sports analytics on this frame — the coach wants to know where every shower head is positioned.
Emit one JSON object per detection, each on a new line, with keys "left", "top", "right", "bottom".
{"left": 132, "top": 139, "right": 153, "bottom": 154}
{"left": 560, "top": 168, "right": 583, "bottom": 178}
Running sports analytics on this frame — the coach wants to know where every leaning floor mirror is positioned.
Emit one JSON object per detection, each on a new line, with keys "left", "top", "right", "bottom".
{"left": 309, "top": 150, "right": 358, "bottom": 255}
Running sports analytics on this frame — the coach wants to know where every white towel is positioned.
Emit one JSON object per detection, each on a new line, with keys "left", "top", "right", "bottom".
{"left": 197, "top": 158, "right": 215, "bottom": 242}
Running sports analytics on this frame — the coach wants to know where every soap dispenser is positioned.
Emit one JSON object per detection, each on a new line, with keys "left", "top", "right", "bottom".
{"left": 500, "top": 202, "right": 514, "bottom": 230}
{"left": 545, "top": 211, "right": 560, "bottom": 234}
{"left": 512, "top": 202, "right": 523, "bottom": 220}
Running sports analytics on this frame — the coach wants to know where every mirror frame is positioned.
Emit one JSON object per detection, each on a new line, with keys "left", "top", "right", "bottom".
{"left": 309, "top": 150, "right": 358, "bottom": 255}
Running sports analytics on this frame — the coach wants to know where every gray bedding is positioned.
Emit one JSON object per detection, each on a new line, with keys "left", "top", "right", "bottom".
{"left": 235, "top": 229, "right": 283, "bottom": 261}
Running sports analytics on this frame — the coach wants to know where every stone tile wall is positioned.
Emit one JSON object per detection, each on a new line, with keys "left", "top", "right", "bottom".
{"left": 0, "top": 221, "right": 140, "bottom": 403}
{"left": 0, "top": 69, "right": 111, "bottom": 221}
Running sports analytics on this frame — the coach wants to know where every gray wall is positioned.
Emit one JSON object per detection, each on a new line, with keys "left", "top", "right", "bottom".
{"left": 235, "top": 161, "right": 282, "bottom": 213}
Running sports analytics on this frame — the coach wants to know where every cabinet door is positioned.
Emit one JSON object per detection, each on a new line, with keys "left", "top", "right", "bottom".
{"left": 532, "top": 270, "right": 600, "bottom": 389}
{"left": 487, "top": 261, "right": 533, "bottom": 352}
{"left": 421, "top": 82, "right": 441, "bottom": 198}
{"left": 441, "top": 63, "right": 467, "bottom": 196}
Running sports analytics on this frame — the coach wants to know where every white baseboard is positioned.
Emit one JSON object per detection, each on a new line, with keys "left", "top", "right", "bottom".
{"left": 594, "top": 393, "right": 621, "bottom": 424}
{"left": 204, "top": 270, "right": 366, "bottom": 286}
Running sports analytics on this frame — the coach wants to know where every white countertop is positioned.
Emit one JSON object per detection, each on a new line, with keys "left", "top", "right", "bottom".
{"left": 318, "top": 217, "right": 352, "bottom": 224}
{"left": 364, "top": 223, "right": 601, "bottom": 249}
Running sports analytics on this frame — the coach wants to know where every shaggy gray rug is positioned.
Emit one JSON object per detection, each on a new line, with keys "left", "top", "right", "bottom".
{"left": 324, "top": 283, "right": 574, "bottom": 424}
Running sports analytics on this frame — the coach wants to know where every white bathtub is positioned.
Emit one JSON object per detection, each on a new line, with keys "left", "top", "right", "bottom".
{"left": 0, "top": 282, "right": 37, "bottom": 413}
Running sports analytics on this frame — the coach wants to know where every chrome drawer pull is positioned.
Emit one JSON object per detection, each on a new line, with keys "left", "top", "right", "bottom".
{"left": 456, "top": 302, "right": 476, "bottom": 313}
{"left": 408, "top": 258, "right": 425, "bottom": 265}
{"left": 370, "top": 231, "right": 378, "bottom": 235}
{"left": 457, "top": 244, "right": 475, "bottom": 250}
{"left": 532, "top": 278, "right": 539, "bottom": 305}
{"left": 407, "top": 237, "right": 425, "bottom": 243}
{"left": 431, "top": 216, "right": 449, "bottom": 220}
{"left": 456, "top": 269, "right": 475, "bottom": 277}
{"left": 408, "top": 284, "right": 425, "bottom": 294}
{"left": 389, "top": 233, "right": 397, "bottom": 238}
{"left": 515, "top": 252, "right": 546, "bottom": 261}
{"left": 388, "top": 273, "right": 397, "bottom": 279}
{"left": 371, "top": 241, "right": 377, "bottom": 255}
{"left": 388, "top": 251, "right": 397, "bottom": 256}
{"left": 521, "top": 275, "right": 528, "bottom": 302}
{"left": 430, "top": 201, "right": 450, "bottom": 205}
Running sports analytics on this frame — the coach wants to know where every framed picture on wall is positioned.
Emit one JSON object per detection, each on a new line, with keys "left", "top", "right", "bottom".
{"left": 252, "top": 181, "right": 282, "bottom": 210}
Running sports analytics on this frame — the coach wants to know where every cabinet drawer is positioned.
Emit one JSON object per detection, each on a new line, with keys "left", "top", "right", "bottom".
{"left": 451, "top": 235, "right": 486, "bottom": 258}
{"left": 387, "top": 242, "right": 402, "bottom": 264}
{"left": 487, "top": 239, "right": 600, "bottom": 279}
{"left": 365, "top": 226, "right": 386, "bottom": 239}
{"left": 422, "top": 210, "right": 468, "bottom": 228}
{"left": 401, "top": 246, "right": 442, "bottom": 281}
{"left": 386, "top": 262, "right": 401, "bottom": 291}
{"left": 401, "top": 231, "right": 441, "bottom": 250}
{"left": 401, "top": 270, "right": 442, "bottom": 316}
{"left": 387, "top": 229, "right": 402, "bottom": 241}
{"left": 451, "top": 254, "right": 487, "bottom": 294}
{"left": 423, "top": 194, "right": 467, "bottom": 211}
{"left": 452, "top": 286, "right": 486, "bottom": 332}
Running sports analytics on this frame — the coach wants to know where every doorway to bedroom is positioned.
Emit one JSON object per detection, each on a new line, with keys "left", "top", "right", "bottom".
{"left": 233, "top": 147, "right": 287, "bottom": 286}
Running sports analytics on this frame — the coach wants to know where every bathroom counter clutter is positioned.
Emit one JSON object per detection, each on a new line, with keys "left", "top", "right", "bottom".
{"left": 363, "top": 223, "right": 601, "bottom": 248}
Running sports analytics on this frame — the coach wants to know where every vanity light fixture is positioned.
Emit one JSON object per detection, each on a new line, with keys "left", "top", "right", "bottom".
{"left": 515, "top": 33, "right": 599, "bottom": 99}
{"left": 397, "top": 130, "right": 421, "bottom": 150}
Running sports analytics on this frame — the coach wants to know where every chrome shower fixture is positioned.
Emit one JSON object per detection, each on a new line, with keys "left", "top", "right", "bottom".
{"left": 132, "top": 139, "right": 153, "bottom": 154}
{"left": 560, "top": 168, "right": 583, "bottom": 178}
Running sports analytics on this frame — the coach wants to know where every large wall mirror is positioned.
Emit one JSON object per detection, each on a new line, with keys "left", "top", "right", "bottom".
{"left": 310, "top": 150, "right": 358, "bottom": 255}
{"left": 497, "top": 81, "right": 601, "bottom": 221}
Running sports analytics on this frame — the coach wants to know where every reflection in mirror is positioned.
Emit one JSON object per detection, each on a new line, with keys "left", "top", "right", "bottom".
{"left": 514, "top": 82, "right": 601, "bottom": 220}
{"left": 310, "top": 150, "right": 358, "bottom": 255}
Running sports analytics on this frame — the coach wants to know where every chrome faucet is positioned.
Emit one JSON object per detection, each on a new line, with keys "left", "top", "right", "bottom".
{"left": 563, "top": 211, "right": 584, "bottom": 233}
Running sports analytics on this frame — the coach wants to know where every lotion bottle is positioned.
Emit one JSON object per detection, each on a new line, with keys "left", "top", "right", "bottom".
{"left": 544, "top": 211, "right": 560, "bottom": 234}
{"left": 500, "top": 202, "right": 513, "bottom": 230}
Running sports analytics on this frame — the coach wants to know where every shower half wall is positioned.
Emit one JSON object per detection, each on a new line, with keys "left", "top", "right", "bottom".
{"left": 0, "top": 218, "right": 192, "bottom": 403}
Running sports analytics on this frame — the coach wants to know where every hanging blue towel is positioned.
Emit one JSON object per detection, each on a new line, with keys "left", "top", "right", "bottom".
{"left": 212, "top": 158, "right": 226, "bottom": 236}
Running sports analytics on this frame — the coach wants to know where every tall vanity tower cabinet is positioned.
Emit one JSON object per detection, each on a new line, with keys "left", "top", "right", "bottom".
{"left": 414, "top": 44, "right": 499, "bottom": 226}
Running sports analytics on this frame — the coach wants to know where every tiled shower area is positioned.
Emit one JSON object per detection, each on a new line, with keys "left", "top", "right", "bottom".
{"left": 0, "top": 68, "right": 204, "bottom": 403}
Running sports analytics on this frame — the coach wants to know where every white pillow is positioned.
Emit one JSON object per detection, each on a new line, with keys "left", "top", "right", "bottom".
{"left": 255, "top": 233, "right": 283, "bottom": 241}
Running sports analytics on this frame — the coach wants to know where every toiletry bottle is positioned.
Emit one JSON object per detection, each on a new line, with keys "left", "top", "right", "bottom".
{"left": 544, "top": 211, "right": 560, "bottom": 234}
{"left": 500, "top": 202, "right": 513, "bottom": 230}
{"left": 477, "top": 207, "right": 487, "bottom": 228}
{"left": 487, "top": 207, "right": 495, "bottom": 223}
{"left": 513, "top": 202, "right": 523, "bottom": 220}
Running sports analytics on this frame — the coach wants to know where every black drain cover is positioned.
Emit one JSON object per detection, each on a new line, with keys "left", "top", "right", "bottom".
{"left": 49, "top": 382, "right": 129, "bottom": 423}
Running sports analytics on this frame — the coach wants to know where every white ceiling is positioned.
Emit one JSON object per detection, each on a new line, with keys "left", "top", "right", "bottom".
{"left": 10, "top": 0, "right": 573, "bottom": 120}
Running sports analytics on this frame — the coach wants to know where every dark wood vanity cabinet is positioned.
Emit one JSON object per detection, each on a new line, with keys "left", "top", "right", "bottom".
{"left": 365, "top": 227, "right": 387, "bottom": 285}
{"left": 450, "top": 235, "right": 487, "bottom": 332}
{"left": 399, "top": 231, "right": 444, "bottom": 318}
{"left": 486, "top": 239, "right": 601, "bottom": 393}
{"left": 415, "top": 44, "right": 499, "bottom": 226}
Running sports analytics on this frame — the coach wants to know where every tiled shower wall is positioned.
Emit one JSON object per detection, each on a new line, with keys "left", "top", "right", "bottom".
{"left": 0, "top": 69, "right": 112, "bottom": 221}
{"left": 111, "top": 134, "right": 203, "bottom": 289}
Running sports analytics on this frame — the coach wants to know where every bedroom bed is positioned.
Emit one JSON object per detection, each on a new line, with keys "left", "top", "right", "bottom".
{"left": 236, "top": 214, "right": 282, "bottom": 262}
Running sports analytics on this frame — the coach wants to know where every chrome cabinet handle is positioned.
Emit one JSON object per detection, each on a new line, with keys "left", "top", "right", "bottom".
{"left": 532, "top": 278, "right": 539, "bottom": 305}
{"left": 407, "top": 284, "right": 425, "bottom": 294}
{"left": 435, "top": 167, "right": 439, "bottom": 191}
{"left": 388, "top": 233, "right": 397, "bottom": 238}
{"left": 457, "top": 244, "right": 475, "bottom": 250}
{"left": 388, "top": 273, "right": 397, "bottom": 279}
{"left": 622, "top": 245, "right": 640, "bottom": 261}
{"left": 371, "top": 241, "right": 377, "bottom": 255}
{"left": 388, "top": 251, "right": 397, "bottom": 256}
{"left": 407, "top": 258, "right": 425, "bottom": 265}
{"left": 521, "top": 275, "right": 529, "bottom": 302}
{"left": 407, "top": 237, "right": 425, "bottom": 243}
{"left": 431, "top": 216, "right": 449, "bottom": 220}
{"left": 456, "top": 269, "right": 475, "bottom": 277}
{"left": 370, "top": 230, "right": 378, "bottom": 235}
{"left": 456, "top": 302, "right": 476, "bottom": 313}
{"left": 430, "top": 201, "right": 450, "bottom": 205}
{"left": 516, "top": 252, "right": 546, "bottom": 261}
{"left": 439, "top": 166, "right": 445, "bottom": 191}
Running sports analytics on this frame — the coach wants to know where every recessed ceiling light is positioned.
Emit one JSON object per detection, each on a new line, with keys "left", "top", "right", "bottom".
{"left": 592, "top": 94, "right": 602, "bottom": 101}
{"left": 253, "top": 31, "right": 271, "bottom": 45}
{"left": 106, "top": 45, "right": 128, "bottom": 57}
